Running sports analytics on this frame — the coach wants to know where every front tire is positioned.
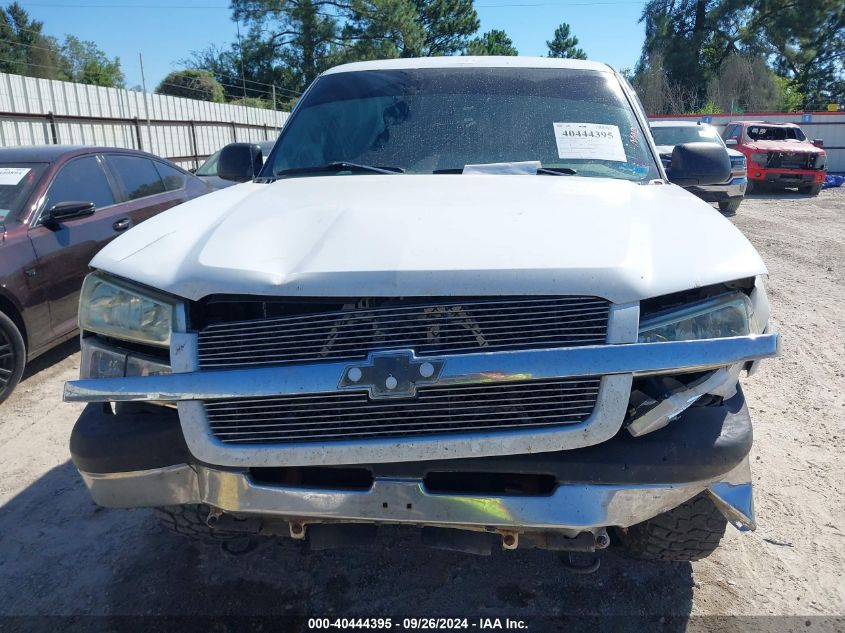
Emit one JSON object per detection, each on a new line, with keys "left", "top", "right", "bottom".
{"left": 718, "top": 197, "right": 742, "bottom": 213}
{"left": 613, "top": 493, "right": 727, "bottom": 562}
{"left": 0, "top": 310, "right": 26, "bottom": 404}
{"left": 799, "top": 184, "right": 822, "bottom": 196}
{"left": 155, "top": 504, "right": 269, "bottom": 554}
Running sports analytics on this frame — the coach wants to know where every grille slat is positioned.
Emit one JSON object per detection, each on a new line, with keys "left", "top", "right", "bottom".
{"left": 198, "top": 307, "right": 610, "bottom": 341}
{"left": 203, "top": 381, "right": 601, "bottom": 409}
{"left": 198, "top": 317, "right": 610, "bottom": 350}
{"left": 205, "top": 391, "right": 601, "bottom": 414}
{"left": 200, "top": 298, "right": 608, "bottom": 333}
{"left": 197, "top": 296, "right": 610, "bottom": 370}
{"left": 206, "top": 401, "right": 599, "bottom": 422}
{"left": 206, "top": 377, "right": 601, "bottom": 445}
{"left": 198, "top": 331, "right": 607, "bottom": 357}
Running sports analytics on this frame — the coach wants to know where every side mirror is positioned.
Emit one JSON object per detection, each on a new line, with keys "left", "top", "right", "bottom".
{"left": 218, "top": 142, "right": 264, "bottom": 183}
{"left": 665, "top": 142, "right": 731, "bottom": 187}
{"left": 724, "top": 138, "right": 738, "bottom": 146}
{"left": 43, "top": 201, "right": 95, "bottom": 226}
{"left": 812, "top": 139, "right": 824, "bottom": 148}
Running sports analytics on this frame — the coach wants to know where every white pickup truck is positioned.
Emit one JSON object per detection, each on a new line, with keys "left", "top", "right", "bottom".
{"left": 64, "top": 57, "right": 778, "bottom": 566}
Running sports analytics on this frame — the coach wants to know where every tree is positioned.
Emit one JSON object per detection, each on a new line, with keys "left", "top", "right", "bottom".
{"left": 412, "top": 0, "right": 479, "bottom": 56}
{"left": 192, "top": 0, "right": 484, "bottom": 101}
{"left": 0, "top": 2, "right": 63, "bottom": 79}
{"left": 232, "top": 0, "right": 342, "bottom": 91}
{"left": 466, "top": 29, "right": 517, "bottom": 56}
{"left": 705, "top": 54, "right": 780, "bottom": 113}
{"left": 546, "top": 23, "right": 586, "bottom": 59}
{"left": 753, "top": 0, "right": 845, "bottom": 107}
{"left": 635, "top": 0, "right": 845, "bottom": 112}
{"left": 156, "top": 69, "right": 225, "bottom": 102}
{"left": 59, "top": 35, "right": 123, "bottom": 87}
{"left": 0, "top": 3, "right": 125, "bottom": 87}
{"left": 341, "top": 0, "right": 425, "bottom": 61}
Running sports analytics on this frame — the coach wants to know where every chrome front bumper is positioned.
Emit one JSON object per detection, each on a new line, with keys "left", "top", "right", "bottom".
{"left": 63, "top": 333, "right": 779, "bottom": 467}
{"left": 78, "top": 458, "right": 756, "bottom": 536}
{"left": 690, "top": 177, "right": 747, "bottom": 200}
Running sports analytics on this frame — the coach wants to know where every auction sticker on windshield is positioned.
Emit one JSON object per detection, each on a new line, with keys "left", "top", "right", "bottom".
{"left": 0, "top": 167, "right": 30, "bottom": 185}
{"left": 553, "top": 122, "right": 626, "bottom": 162}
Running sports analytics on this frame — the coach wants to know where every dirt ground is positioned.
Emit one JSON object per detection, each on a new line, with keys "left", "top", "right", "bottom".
{"left": 0, "top": 187, "right": 843, "bottom": 625}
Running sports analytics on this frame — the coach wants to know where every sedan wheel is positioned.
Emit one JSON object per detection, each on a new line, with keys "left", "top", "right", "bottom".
{"left": 0, "top": 311, "right": 26, "bottom": 404}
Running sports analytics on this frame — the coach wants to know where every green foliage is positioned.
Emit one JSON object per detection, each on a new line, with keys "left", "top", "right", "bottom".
{"left": 59, "top": 35, "right": 124, "bottom": 87}
{"left": 692, "top": 100, "right": 723, "bottom": 115}
{"left": 635, "top": 0, "right": 844, "bottom": 112}
{"left": 156, "top": 69, "right": 225, "bottom": 103}
{"left": 412, "top": 0, "right": 479, "bottom": 56}
{"left": 230, "top": 96, "right": 272, "bottom": 109}
{"left": 0, "top": 3, "right": 124, "bottom": 87}
{"left": 773, "top": 75, "right": 804, "bottom": 113}
{"left": 0, "top": 2, "right": 62, "bottom": 79}
{"left": 466, "top": 29, "right": 518, "bottom": 56}
{"left": 546, "top": 23, "right": 586, "bottom": 59}
{"left": 194, "top": 0, "right": 482, "bottom": 101}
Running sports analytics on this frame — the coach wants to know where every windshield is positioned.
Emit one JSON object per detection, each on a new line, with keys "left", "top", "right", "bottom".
{"left": 266, "top": 67, "right": 660, "bottom": 182}
{"left": 746, "top": 125, "right": 806, "bottom": 142}
{"left": 196, "top": 150, "right": 220, "bottom": 176}
{"left": 650, "top": 125, "right": 723, "bottom": 147}
{"left": 0, "top": 163, "right": 47, "bottom": 221}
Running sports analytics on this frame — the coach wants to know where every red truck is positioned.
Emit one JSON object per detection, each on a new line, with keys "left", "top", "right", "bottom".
{"left": 721, "top": 121, "right": 826, "bottom": 195}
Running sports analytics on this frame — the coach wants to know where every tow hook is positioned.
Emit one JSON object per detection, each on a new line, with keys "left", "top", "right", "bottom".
{"left": 289, "top": 521, "right": 307, "bottom": 539}
{"left": 560, "top": 530, "right": 608, "bottom": 574}
{"left": 500, "top": 530, "right": 519, "bottom": 550}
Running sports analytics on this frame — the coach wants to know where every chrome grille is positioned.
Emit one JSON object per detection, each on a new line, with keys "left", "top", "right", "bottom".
{"left": 205, "top": 377, "right": 601, "bottom": 444}
{"left": 197, "top": 297, "right": 610, "bottom": 370}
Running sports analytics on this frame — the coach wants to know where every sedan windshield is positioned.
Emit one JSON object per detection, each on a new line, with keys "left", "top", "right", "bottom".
{"left": 195, "top": 151, "right": 220, "bottom": 176}
{"left": 650, "top": 125, "right": 723, "bottom": 147}
{"left": 266, "top": 67, "right": 660, "bottom": 182}
{"left": 0, "top": 163, "right": 48, "bottom": 221}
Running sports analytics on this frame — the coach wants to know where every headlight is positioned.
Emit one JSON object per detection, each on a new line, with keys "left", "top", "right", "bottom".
{"left": 639, "top": 294, "right": 754, "bottom": 343}
{"left": 750, "top": 152, "right": 768, "bottom": 165}
{"left": 78, "top": 272, "right": 176, "bottom": 347}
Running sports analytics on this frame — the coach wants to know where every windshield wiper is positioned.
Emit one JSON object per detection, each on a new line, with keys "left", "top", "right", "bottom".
{"left": 537, "top": 167, "right": 577, "bottom": 176}
{"left": 276, "top": 162, "right": 404, "bottom": 177}
{"left": 432, "top": 166, "right": 577, "bottom": 175}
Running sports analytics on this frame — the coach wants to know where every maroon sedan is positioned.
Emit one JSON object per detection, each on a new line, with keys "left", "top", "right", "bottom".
{"left": 0, "top": 145, "right": 210, "bottom": 402}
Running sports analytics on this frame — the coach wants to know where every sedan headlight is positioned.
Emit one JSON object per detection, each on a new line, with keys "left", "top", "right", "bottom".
{"left": 78, "top": 272, "right": 176, "bottom": 347}
{"left": 639, "top": 294, "right": 754, "bottom": 343}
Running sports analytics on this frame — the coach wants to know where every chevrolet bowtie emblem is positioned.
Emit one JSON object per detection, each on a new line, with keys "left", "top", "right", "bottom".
{"left": 339, "top": 350, "right": 445, "bottom": 399}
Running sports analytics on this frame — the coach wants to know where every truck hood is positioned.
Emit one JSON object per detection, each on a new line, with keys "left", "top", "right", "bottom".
{"left": 745, "top": 140, "right": 824, "bottom": 155}
{"left": 91, "top": 175, "right": 767, "bottom": 305}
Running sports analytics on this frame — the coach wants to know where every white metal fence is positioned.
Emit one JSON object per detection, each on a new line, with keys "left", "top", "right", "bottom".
{"left": 0, "top": 71, "right": 289, "bottom": 170}
{"left": 649, "top": 111, "right": 845, "bottom": 173}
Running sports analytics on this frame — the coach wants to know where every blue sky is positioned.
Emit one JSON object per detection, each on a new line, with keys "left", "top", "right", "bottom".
{"left": 18, "top": 0, "right": 647, "bottom": 92}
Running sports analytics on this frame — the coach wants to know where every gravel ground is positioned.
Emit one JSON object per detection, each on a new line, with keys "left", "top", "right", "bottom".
{"left": 0, "top": 187, "right": 843, "bottom": 625}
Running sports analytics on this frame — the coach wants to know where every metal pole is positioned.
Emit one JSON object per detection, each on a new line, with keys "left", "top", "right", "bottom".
{"left": 272, "top": 84, "right": 276, "bottom": 110}
{"left": 46, "top": 111, "right": 58, "bottom": 144}
{"left": 236, "top": 21, "right": 247, "bottom": 98}
{"left": 139, "top": 53, "right": 153, "bottom": 152}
